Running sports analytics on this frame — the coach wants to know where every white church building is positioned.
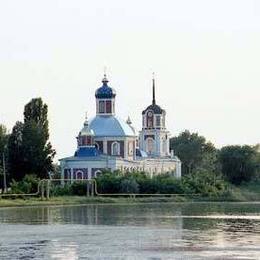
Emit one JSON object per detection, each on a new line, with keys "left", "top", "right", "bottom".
{"left": 59, "top": 75, "right": 181, "bottom": 180}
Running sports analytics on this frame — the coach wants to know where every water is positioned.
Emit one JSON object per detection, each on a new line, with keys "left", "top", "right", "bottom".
{"left": 1, "top": 202, "right": 260, "bottom": 259}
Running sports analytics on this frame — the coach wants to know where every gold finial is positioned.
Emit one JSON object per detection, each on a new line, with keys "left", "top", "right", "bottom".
{"left": 102, "top": 66, "right": 109, "bottom": 84}
{"left": 84, "top": 111, "right": 88, "bottom": 126}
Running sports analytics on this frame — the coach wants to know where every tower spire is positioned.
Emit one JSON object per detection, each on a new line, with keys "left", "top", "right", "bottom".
{"left": 152, "top": 72, "right": 156, "bottom": 105}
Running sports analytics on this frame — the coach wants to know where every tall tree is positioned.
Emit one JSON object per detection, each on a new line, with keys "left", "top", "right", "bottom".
{"left": 22, "top": 98, "right": 56, "bottom": 179}
{"left": 170, "top": 130, "right": 218, "bottom": 175}
{"left": 8, "top": 121, "right": 24, "bottom": 181}
{"left": 0, "top": 124, "right": 8, "bottom": 156}
{"left": 24, "top": 98, "right": 49, "bottom": 140}
{"left": 219, "top": 145, "right": 257, "bottom": 185}
{"left": 8, "top": 98, "right": 56, "bottom": 180}
{"left": 0, "top": 124, "right": 9, "bottom": 187}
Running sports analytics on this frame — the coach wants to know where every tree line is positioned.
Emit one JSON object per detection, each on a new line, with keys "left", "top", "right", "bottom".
{"left": 170, "top": 130, "right": 260, "bottom": 185}
{"left": 0, "top": 98, "right": 55, "bottom": 188}
{"left": 0, "top": 97, "right": 259, "bottom": 191}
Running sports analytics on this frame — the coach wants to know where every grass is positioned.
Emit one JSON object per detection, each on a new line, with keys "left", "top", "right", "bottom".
{"left": 0, "top": 195, "right": 189, "bottom": 208}
{"left": 1, "top": 181, "right": 260, "bottom": 207}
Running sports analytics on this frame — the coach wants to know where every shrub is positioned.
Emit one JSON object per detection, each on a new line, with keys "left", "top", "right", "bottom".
{"left": 10, "top": 174, "right": 40, "bottom": 194}
{"left": 51, "top": 184, "right": 72, "bottom": 196}
{"left": 120, "top": 177, "right": 139, "bottom": 194}
{"left": 95, "top": 172, "right": 122, "bottom": 193}
{"left": 71, "top": 182, "right": 88, "bottom": 196}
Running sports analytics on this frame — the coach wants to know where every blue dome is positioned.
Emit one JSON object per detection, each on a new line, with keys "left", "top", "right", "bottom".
{"left": 95, "top": 75, "right": 116, "bottom": 99}
{"left": 89, "top": 115, "right": 136, "bottom": 137}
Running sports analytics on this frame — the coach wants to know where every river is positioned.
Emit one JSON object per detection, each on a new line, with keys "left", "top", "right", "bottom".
{"left": 0, "top": 202, "right": 260, "bottom": 259}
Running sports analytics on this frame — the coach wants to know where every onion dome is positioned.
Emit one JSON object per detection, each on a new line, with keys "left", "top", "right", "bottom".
{"left": 80, "top": 113, "right": 94, "bottom": 136}
{"left": 95, "top": 74, "right": 116, "bottom": 99}
{"left": 142, "top": 104, "right": 165, "bottom": 115}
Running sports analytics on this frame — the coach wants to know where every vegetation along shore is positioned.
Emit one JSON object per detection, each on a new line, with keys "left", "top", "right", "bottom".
{"left": 0, "top": 98, "right": 260, "bottom": 205}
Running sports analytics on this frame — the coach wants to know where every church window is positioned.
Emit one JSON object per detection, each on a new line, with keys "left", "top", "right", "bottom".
{"left": 156, "top": 116, "right": 161, "bottom": 127}
{"left": 82, "top": 136, "right": 87, "bottom": 146}
{"left": 106, "top": 100, "right": 112, "bottom": 113}
{"left": 128, "top": 141, "right": 133, "bottom": 155}
{"left": 147, "top": 138, "right": 154, "bottom": 154}
{"left": 86, "top": 136, "right": 92, "bottom": 145}
{"left": 99, "top": 101, "right": 105, "bottom": 113}
{"left": 94, "top": 170, "right": 102, "bottom": 177}
{"left": 147, "top": 111, "right": 154, "bottom": 128}
{"left": 76, "top": 170, "right": 84, "bottom": 180}
{"left": 162, "top": 116, "right": 165, "bottom": 127}
{"left": 163, "top": 139, "right": 167, "bottom": 153}
{"left": 112, "top": 142, "right": 120, "bottom": 156}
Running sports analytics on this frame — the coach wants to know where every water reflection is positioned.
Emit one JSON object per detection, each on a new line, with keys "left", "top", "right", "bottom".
{"left": 0, "top": 203, "right": 260, "bottom": 259}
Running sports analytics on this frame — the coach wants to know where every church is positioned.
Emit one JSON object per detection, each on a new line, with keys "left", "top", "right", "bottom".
{"left": 59, "top": 74, "right": 181, "bottom": 180}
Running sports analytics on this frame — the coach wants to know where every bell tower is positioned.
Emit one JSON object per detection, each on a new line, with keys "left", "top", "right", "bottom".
{"left": 139, "top": 76, "right": 170, "bottom": 157}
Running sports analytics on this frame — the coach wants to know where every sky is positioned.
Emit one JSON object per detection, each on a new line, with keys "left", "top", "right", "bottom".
{"left": 0, "top": 0, "right": 259, "bottom": 159}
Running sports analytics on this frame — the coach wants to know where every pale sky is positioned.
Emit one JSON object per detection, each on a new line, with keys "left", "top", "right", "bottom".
{"left": 0, "top": 0, "right": 259, "bottom": 159}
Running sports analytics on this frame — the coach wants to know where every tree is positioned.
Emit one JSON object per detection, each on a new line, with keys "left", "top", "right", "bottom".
{"left": 8, "top": 121, "right": 24, "bottom": 181}
{"left": 0, "top": 124, "right": 8, "bottom": 156}
{"left": 170, "top": 130, "right": 218, "bottom": 175}
{"left": 219, "top": 145, "right": 257, "bottom": 185}
{"left": 22, "top": 98, "right": 56, "bottom": 179}
{"left": 0, "top": 124, "right": 9, "bottom": 188}
{"left": 8, "top": 98, "right": 56, "bottom": 180}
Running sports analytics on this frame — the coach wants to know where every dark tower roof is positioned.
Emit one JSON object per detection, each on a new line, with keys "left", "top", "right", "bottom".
{"left": 142, "top": 77, "right": 165, "bottom": 115}
{"left": 95, "top": 74, "right": 116, "bottom": 99}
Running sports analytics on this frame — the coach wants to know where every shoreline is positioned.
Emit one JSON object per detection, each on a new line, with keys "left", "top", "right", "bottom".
{"left": 1, "top": 194, "right": 260, "bottom": 208}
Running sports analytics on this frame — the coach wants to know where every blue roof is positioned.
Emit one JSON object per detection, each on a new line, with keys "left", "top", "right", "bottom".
{"left": 89, "top": 115, "right": 136, "bottom": 137}
{"left": 95, "top": 76, "right": 116, "bottom": 99}
{"left": 75, "top": 147, "right": 99, "bottom": 157}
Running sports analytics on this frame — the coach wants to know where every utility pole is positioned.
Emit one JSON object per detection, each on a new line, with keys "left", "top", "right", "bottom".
{"left": 2, "top": 152, "right": 6, "bottom": 193}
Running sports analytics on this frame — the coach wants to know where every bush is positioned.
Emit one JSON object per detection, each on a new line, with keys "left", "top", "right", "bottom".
{"left": 95, "top": 172, "right": 122, "bottom": 193}
{"left": 10, "top": 174, "right": 40, "bottom": 194}
{"left": 51, "top": 184, "right": 72, "bottom": 196}
{"left": 120, "top": 177, "right": 139, "bottom": 194}
{"left": 71, "top": 182, "right": 88, "bottom": 196}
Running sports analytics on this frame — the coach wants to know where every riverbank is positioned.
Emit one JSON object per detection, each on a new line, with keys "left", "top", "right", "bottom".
{"left": 0, "top": 182, "right": 260, "bottom": 208}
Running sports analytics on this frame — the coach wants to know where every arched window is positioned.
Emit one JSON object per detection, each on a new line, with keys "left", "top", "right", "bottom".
{"left": 94, "top": 170, "right": 102, "bottom": 178}
{"left": 146, "top": 111, "right": 154, "bottom": 128}
{"left": 76, "top": 170, "right": 84, "bottom": 180}
{"left": 156, "top": 116, "right": 161, "bottom": 127}
{"left": 106, "top": 100, "right": 112, "bottom": 113}
{"left": 112, "top": 142, "right": 120, "bottom": 156}
{"left": 128, "top": 141, "right": 133, "bottom": 155}
{"left": 163, "top": 139, "right": 167, "bottom": 153}
{"left": 146, "top": 138, "right": 154, "bottom": 154}
{"left": 99, "top": 100, "right": 105, "bottom": 113}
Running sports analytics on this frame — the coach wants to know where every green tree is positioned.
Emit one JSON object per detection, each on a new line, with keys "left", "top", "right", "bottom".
{"left": 8, "top": 98, "right": 56, "bottom": 180}
{"left": 170, "top": 130, "right": 218, "bottom": 175}
{"left": 219, "top": 145, "right": 257, "bottom": 185}
{"left": 253, "top": 144, "right": 260, "bottom": 178}
{"left": 22, "top": 98, "right": 56, "bottom": 179}
{"left": 0, "top": 124, "right": 9, "bottom": 188}
{"left": 8, "top": 121, "right": 25, "bottom": 181}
